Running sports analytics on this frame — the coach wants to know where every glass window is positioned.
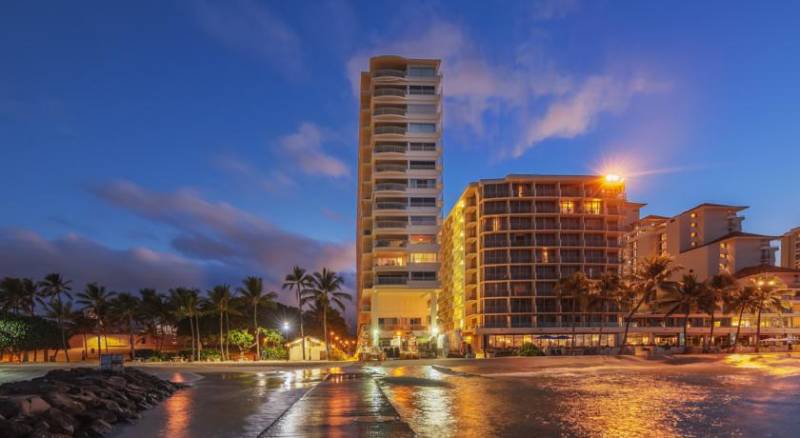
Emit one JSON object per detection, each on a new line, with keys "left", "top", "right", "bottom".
{"left": 407, "top": 104, "right": 437, "bottom": 114}
{"left": 560, "top": 200, "right": 576, "bottom": 214}
{"left": 409, "top": 142, "right": 437, "bottom": 151}
{"left": 408, "top": 85, "right": 436, "bottom": 95}
{"left": 408, "top": 66, "right": 436, "bottom": 77}
{"left": 410, "top": 234, "right": 436, "bottom": 244}
{"left": 411, "top": 271, "right": 436, "bottom": 281}
{"left": 408, "top": 123, "right": 436, "bottom": 133}
{"left": 584, "top": 200, "right": 602, "bottom": 215}
{"left": 410, "top": 216, "right": 437, "bottom": 225}
{"left": 409, "top": 253, "right": 437, "bottom": 263}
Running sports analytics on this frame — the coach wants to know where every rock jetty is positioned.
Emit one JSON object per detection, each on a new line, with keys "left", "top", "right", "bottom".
{"left": 0, "top": 367, "right": 184, "bottom": 437}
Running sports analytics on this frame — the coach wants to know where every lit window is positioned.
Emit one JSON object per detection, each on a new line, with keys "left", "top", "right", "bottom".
{"left": 409, "top": 253, "right": 438, "bottom": 263}
{"left": 584, "top": 200, "right": 602, "bottom": 215}
{"left": 492, "top": 217, "right": 500, "bottom": 231}
{"left": 690, "top": 212, "right": 697, "bottom": 218}
{"left": 376, "top": 256, "right": 405, "bottom": 267}
{"left": 560, "top": 200, "right": 575, "bottom": 214}
{"left": 690, "top": 232, "right": 697, "bottom": 237}
{"left": 691, "top": 222, "right": 697, "bottom": 227}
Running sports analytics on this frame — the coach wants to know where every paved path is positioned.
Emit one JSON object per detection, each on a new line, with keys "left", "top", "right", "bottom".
{"left": 261, "top": 372, "right": 415, "bottom": 437}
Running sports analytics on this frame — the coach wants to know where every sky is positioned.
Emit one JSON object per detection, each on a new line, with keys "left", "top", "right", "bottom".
{"left": 2, "top": 1, "right": 800, "bottom": 315}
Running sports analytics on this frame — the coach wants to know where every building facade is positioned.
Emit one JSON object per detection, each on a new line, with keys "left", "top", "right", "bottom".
{"left": 782, "top": 227, "right": 800, "bottom": 270}
{"left": 439, "top": 174, "right": 641, "bottom": 355}
{"left": 355, "top": 56, "right": 443, "bottom": 357}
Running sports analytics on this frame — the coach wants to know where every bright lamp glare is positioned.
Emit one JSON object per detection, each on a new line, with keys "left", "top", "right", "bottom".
{"left": 605, "top": 174, "right": 623, "bottom": 183}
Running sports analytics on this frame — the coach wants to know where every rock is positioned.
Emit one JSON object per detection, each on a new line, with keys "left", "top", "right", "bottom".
{"left": 81, "top": 419, "right": 112, "bottom": 437}
{"left": 105, "top": 376, "right": 127, "bottom": 390}
{"left": 5, "top": 395, "right": 52, "bottom": 416}
{"left": 44, "top": 392, "right": 85, "bottom": 414}
{"left": 0, "top": 396, "right": 22, "bottom": 418}
{"left": 43, "top": 407, "right": 77, "bottom": 435}
{"left": 0, "top": 380, "right": 57, "bottom": 395}
{"left": 0, "top": 418, "right": 34, "bottom": 437}
{"left": 78, "top": 408, "right": 117, "bottom": 424}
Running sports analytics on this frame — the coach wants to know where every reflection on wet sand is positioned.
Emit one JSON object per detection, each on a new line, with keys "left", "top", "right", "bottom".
{"left": 164, "top": 385, "right": 193, "bottom": 438}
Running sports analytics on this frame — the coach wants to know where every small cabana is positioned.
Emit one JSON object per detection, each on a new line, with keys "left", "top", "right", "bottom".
{"left": 286, "top": 336, "right": 326, "bottom": 361}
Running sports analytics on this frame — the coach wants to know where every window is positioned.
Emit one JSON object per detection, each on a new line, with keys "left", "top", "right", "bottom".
{"left": 584, "top": 199, "right": 602, "bottom": 215}
{"left": 376, "top": 256, "right": 405, "bottom": 267}
{"left": 408, "top": 85, "right": 436, "bottom": 95}
{"left": 408, "top": 66, "right": 436, "bottom": 77}
{"left": 409, "top": 178, "right": 436, "bottom": 188}
{"left": 408, "top": 123, "right": 436, "bottom": 133}
{"left": 409, "top": 142, "right": 436, "bottom": 151}
{"left": 561, "top": 201, "right": 575, "bottom": 214}
{"left": 410, "top": 216, "right": 437, "bottom": 225}
{"left": 411, "top": 271, "right": 436, "bottom": 281}
{"left": 409, "top": 197, "right": 436, "bottom": 207}
{"left": 407, "top": 104, "right": 437, "bottom": 114}
{"left": 409, "top": 253, "right": 437, "bottom": 263}
{"left": 410, "top": 234, "right": 436, "bottom": 244}
{"left": 409, "top": 160, "right": 436, "bottom": 169}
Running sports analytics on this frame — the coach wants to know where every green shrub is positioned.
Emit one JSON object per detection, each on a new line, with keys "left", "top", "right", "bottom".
{"left": 260, "top": 346, "right": 287, "bottom": 360}
{"left": 199, "top": 349, "right": 222, "bottom": 361}
{"left": 518, "top": 342, "right": 544, "bottom": 356}
{"left": 0, "top": 313, "right": 62, "bottom": 353}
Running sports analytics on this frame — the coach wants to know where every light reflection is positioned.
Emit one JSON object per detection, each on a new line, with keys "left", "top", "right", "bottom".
{"left": 164, "top": 385, "right": 193, "bottom": 438}
{"left": 723, "top": 353, "right": 800, "bottom": 377}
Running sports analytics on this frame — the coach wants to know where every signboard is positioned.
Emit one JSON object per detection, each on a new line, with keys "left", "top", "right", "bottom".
{"left": 100, "top": 354, "right": 125, "bottom": 371}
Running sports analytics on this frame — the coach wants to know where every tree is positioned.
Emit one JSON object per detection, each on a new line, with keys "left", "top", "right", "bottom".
{"left": 701, "top": 273, "right": 737, "bottom": 352}
{"left": 0, "top": 277, "right": 25, "bottom": 314}
{"left": 42, "top": 298, "right": 79, "bottom": 359}
{"left": 304, "top": 269, "right": 350, "bottom": 360}
{"left": 0, "top": 312, "right": 62, "bottom": 361}
{"left": 283, "top": 266, "right": 312, "bottom": 360}
{"left": 592, "top": 272, "right": 622, "bottom": 347}
{"left": 228, "top": 328, "right": 254, "bottom": 357}
{"left": 748, "top": 275, "right": 787, "bottom": 353}
{"left": 619, "top": 256, "right": 682, "bottom": 354}
{"left": 140, "top": 288, "right": 173, "bottom": 353}
{"left": 555, "top": 272, "right": 593, "bottom": 352}
{"left": 170, "top": 288, "right": 201, "bottom": 361}
{"left": 76, "top": 283, "right": 115, "bottom": 355}
{"left": 725, "top": 285, "right": 756, "bottom": 349}
{"left": 207, "top": 285, "right": 234, "bottom": 361}
{"left": 110, "top": 293, "right": 142, "bottom": 360}
{"left": 238, "top": 277, "right": 276, "bottom": 361}
{"left": 38, "top": 273, "right": 73, "bottom": 361}
{"left": 659, "top": 274, "right": 708, "bottom": 353}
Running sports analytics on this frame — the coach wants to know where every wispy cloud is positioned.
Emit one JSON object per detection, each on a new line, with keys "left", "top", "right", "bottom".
{"left": 530, "top": 0, "right": 581, "bottom": 20}
{"left": 216, "top": 155, "right": 296, "bottom": 193}
{"left": 278, "top": 122, "right": 349, "bottom": 178}
{"left": 191, "top": 0, "right": 304, "bottom": 75}
{"left": 347, "top": 17, "right": 669, "bottom": 157}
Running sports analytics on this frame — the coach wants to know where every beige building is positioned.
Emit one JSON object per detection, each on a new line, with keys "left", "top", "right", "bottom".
{"left": 355, "top": 56, "right": 443, "bottom": 358}
{"left": 625, "top": 203, "right": 778, "bottom": 280}
{"left": 782, "top": 227, "right": 800, "bottom": 270}
{"left": 439, "top": 174, "right": 642, "bottom": 355}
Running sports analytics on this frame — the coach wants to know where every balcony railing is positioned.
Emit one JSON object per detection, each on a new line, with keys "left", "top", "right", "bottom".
{"left": 374, "top": 240, "right": 407, "bottom": 248}
{"left": 375, "top": 125, "right": 407, "bottom": 135}
{"left": 376, "top": 202, "right": 407, "bottom": 210}
{"left": 374, "top": 107, "right": 406, "bottom": 116}
{"left": 376, "top": 277, "right": 408, "bottom": 285}
{"left": 375, "top": 144, "right": 407, "bottom": 153}
{"left": 373, "top": 69, "right": 406, "bottom": 78}
{"left": 376, "top": 221, "right": 408, "bottom": 228}
{"left": 376, "top": 164, "right": 407, "bottom": 172}
{"left": 375, "top": 183, "right": 407, "bottom": 191}
{"left": 374, "top": 88, "right": 406, "bottom": 97}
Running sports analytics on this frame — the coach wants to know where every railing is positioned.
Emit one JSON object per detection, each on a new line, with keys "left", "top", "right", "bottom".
{"left": 373, "top": 69, "right": 406, "bottom": 78}
{"left": 375, "top": 240, "right": 407, "bottom": 248}
{"left": 376, "top": 164, "right": 407, "bottom": 172}
{"left": 376, "top": 277, "right": 408, "bottom": 285}
{"left": 409, "top": 164, "right": 436, "bottom": 170}
{"left": 375, "top": 125, "right": 406, "bottom": 135}
{"left": 376, "top": 202, "right": 407, "bottom": 210}
{"left": 374, "top": 107, "right": 406, "bottom": 116}
{"left": 585, "top": 257, "right": 607, "bottom": 263}
{"left": 375, "top": 144, "right": 407, "bottom": 153}
{"left": 376, "top": 221, "right": 408, "bottom": 228}
{"left": 374, "top": 88, "right": 406, "bottom": 97}
{"left": 375, "top": 183, "right": 407, "bottom": 191}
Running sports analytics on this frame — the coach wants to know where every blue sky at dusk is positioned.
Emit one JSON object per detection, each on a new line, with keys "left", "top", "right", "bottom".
{"left": 2, "top": 1, "right": 799, "bottom": 302}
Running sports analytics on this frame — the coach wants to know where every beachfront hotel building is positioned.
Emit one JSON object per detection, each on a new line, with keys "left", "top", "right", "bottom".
{"left": 355, "top": 56, "right": 443, "bottom": 357}
{"left": 438, "top": 174, "right": 642, "bottom": 355}
{"left": 782, "top": 227, "right": 800, "bottom": 270}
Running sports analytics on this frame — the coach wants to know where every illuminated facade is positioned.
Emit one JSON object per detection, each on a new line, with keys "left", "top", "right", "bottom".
{"left": 439, "top": 175, "right": 642, "bottom": 355}
{"left": 355, "top": 56, "right": 442, "bottom": 357}
{"left": 782, "top": 227, "right": 800, "bottom": 270}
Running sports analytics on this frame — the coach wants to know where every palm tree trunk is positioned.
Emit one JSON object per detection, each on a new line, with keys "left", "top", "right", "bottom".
{"left": 189, "top": 316, "right": 196, "bottom": 361}
{"left": 102, "top": 323, "right": 109, "bottom": 354}
{"left": 323, "top": 303, "right": 330, "bottom": 360}
{"left": 82, "top": 332, "right": 88, "bottom": 360}
{"left": 734, "top": 305, "right": 745, "bottom": 350}
{"left": 253, "top": 304, "right": 260, "bottom": 360}
{"left": 755, "top": 305, "right": 763, "bottom": 353}
{"left": 706, "top": 311, "right": 716, "bottom": 353}
{"left": 57, "top": 294, "right": 70, "bottom": 362}
{"left": 128, "top": 318, "right": 136, "bottom": 360}
{"left": 298, "top": 290, "right": 306, "bottom": 361}
{"left": 225, "top": 311, "right": 231, "bottom": 360}
{"left": 683, "top": 309, "right": 690, "bottom": 354}
{"left": 219, "top": 310, "right": 224, "bottom": 360}
{"left": 618, "top": 299, "right": 645, "bottom": 355}
{"left": 96, "top": 331, "right": 102, "bottom": 359}
{"left": 195, "top": 313, "right": 203, "bottom": 358}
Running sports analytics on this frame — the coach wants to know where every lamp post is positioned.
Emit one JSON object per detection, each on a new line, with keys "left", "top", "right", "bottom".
{"left": 282, "top": 321, "right": 290, "bottom": 361}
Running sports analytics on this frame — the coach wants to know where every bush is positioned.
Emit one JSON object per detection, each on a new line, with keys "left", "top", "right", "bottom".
{"left": 260, "top": 346, "right": 287, "bottom": 360}
{"left": 134, "top": 349, "right": 157, "bottom": 359}
{"left": 518, "top": 342, "right": 544, "bottom": 356}
{"left": 0, "top": 312, "right": 62, "bottom": 353}
{"left": 199, "top": 349, "right": 222, "bottom": 361}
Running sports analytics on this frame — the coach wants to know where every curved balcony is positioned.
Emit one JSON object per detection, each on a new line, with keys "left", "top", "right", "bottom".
{"left": 375, "top": 144, "right": 407, "bottom": 154}
{"left": 374, "top": 125, "right": 407, "bottom": 135}
{"left": 373, "top": 69, "right": 406, "bottom": 78}
{"left": 375, "top": 183, "right": 408, "bottom": 192}
{"left": 376, "top": 202, "right": 407, "bottom": 211}
{"left": 375, "top": 164, "right": 407, "bottom": 173}
{"left": 374, "top": 88, "right": 406, "bottom": 97}
{"left": 374, "top": 107, "right": 407, "bottom": 117}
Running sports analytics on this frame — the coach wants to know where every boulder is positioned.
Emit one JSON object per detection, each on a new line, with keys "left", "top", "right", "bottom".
{"left": 0, "top": 418, "right": 34, "bottom": 437}
{"left": 80, "top": 419, "right": 112, "bottom": 437}
{"left": 0, "top": 396, "right": 22, "bottom": 418}
{"left": 44, "top": 392, "right": 85, "bottom": 414}
{"left": 43, "top": 407, "right": 77, "bottom": 435}
{"left": 6, "top": 395, "right": 51, "bottom": 416}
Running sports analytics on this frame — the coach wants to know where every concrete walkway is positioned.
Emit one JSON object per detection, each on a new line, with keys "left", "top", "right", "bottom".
{"left": 261, "top": 372, "right": 415, "bottom": 437}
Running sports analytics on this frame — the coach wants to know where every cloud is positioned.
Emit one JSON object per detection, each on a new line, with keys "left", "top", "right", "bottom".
{"left": 530, "top": 0, "right": 581, "bottom": 20}
{"left": 0, "top": 229, "right": 205, "bottom": 292}
{"left": 89, "top": 180, "right": 355, "bottom": 286}
{"left": 191, "top": 0, "right": 304, "bottom": 75}
{"left": 216, "top": 155, "right": 296, "bottom": 193}
{"left": 347, "top": 18, "right": 668, "bottom": 156}
{"left": 278, "top": 122, "right": 349, "bottom": 178}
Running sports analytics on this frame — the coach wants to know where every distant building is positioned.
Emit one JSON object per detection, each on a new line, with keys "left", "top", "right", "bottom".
{"left": 625, "top": 203, "right": 778, "bottom": 281}
{"left": 355, "top": 56, "right": 443, "bottom": 358}
{"left": 287, "top": 336, "right": 326, "bottom": 361}
{"left": 439, "top": 174, "right": 642, "bottom": 355}
{"left": 781, "top": 227, "right": 800, "bottom": 270}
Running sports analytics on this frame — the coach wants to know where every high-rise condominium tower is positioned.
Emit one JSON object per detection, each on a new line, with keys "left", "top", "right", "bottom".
{"left": 355, "top": 56, "right": 442, "bottom": 358}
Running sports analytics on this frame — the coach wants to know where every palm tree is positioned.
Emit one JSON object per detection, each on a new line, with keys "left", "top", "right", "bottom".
{"left": 592, "top": 272, "right": 622, "bottom": 348}
{"left": 619, "top": 256, "right": 682, "bottom": 354}
{"left": 43, "top": 298, "right": 78, "bottom": 361}
{"left": 725, "top": 285, "right": 756, "bottom": 350}
{"left": 304, "top": 269, "right": 350, "bottom": 360}
{"left": 110, "top": 293, "right": 142, "bottom": 360}
{"left": 238, "top": 277, "right": 276, "bottom": 360}
{"left": 555, "top": 272, "right": 593, "bottom": 352}
{"left": 749, "top": 275, "right": 787, "bottom": 353}
{"left": 1, "top": 277, "right": 25, "bottom": 314}
{"left": 659, "top": 274, "right": 708, "bottom": 353}
{"left": 39, "top": 273, "right": 73, "bottom": 361}
{"left": 170, "top": 288, "right": 201, "bottom": 361}
{"left": 207, "top": 285, "right": 234, "bottom": 360}
{"left": 701, "top": 273, "right": 737, "bottom": 352}
{"left": 140, "top": 288, "right": 172, "bottom": 353}
{"left": 76, "top": 283, "right": 115, "bottom": 355}
{"left": 283, "top": 266, "right": 312, "bottom": 360}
